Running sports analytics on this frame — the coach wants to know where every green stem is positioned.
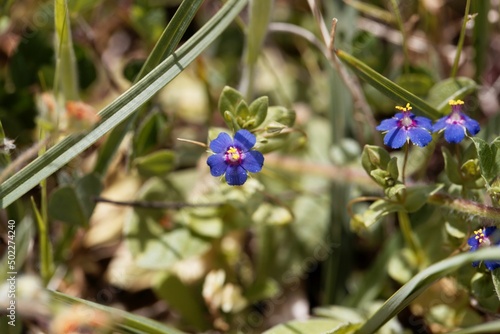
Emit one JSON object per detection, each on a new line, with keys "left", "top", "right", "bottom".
{"left": 397, "top": 210, "right": 424, "bottom": 264}
{"left": 389, "top": 0, "right": 410, "bottom": 73}
{"left": 34, "top": 128, "right": 53, "bottom": 285}
{"left": 402, "top": 143, "right": 409, "bottom": 183}
{"left": 451, "top": 0, "right": 471, "bottom": 78}
{"left": 428, "top": 193, "right": 500, "bottom": 224}
{"left": 31, "top": 197, "right": 52, "bottom": 285}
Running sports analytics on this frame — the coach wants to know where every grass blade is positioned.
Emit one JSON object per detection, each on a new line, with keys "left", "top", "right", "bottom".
{"left": 0, "top": 0, "right": 248, "bottom": 208}
{"left": 93, "top": 0, "right": 205, "bottom": 175}
{"left": 335, "top": 49, "right": 439, "bottom": 119}
{"left": 354, "top": 247, "right": 500, "bottom": 334}
{"left": 54, "top": 0, "right": 79, "bottom": 100}
{"left": 49, "top": 290, "right": 188, "bottom": 334}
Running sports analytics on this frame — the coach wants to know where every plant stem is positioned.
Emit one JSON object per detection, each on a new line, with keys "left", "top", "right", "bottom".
{"left": 428, "top": 193, "right": 500, "bottom": 224}
{"left": 402, "top": 143, "right": 409, "bottom": 183}
{"left": 31, "top": 197, "right": 52, "bottom": 286}
{"left": 451, "top": 0, "right": 472, "bottom": 78}
{"left": 397, "top": 210, "right": 424, "bottom": 265}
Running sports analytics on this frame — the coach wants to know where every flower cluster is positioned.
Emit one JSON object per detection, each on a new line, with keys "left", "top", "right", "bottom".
{"left": 377, "top": 100, "right": 480, "bottom": 149}
{"left": 468, "top": 226, "right": 500, "bottom": 271}
{"left": 207, "top": 130, "right": 264, "bottom": 186}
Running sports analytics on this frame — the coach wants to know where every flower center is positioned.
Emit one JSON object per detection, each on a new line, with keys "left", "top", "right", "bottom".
{"left": 399, "top": 112, "right": 415, "bottom": 128}
{"left": 225, "top": 146, "right": 242, "bottom": 164}
{"left": 474, "top": 228, "right": 491, "bottom": 247}
{"left": 447, "top": 110, "right": 464, "bottom": 124}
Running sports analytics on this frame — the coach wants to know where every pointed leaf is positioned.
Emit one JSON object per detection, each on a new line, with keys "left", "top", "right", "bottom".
{"left": 248, "top": 96, "right": 268, "bottom": 128}
{"left": 471, "top": 137, "right": 497, "bottom": 184}
{"left": 134, "top": 150, "right": 176, "bottom": 177}
{"left": 218, "top": 86, "right": 244, "bottom": 117}
{"left": 48, "top": 186, "right": 87, "bottom": 226}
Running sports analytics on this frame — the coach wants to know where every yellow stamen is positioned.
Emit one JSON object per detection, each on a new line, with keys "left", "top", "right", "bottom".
{"left": 474, "top": 228, "right": 485, "bottom": 243}
{"left": 227, "top": 147, "right": 240, "bottom": 161}
{"left": 448, "top": 99, "right": 464, "bottom": 106}
{"left": 395, "top": 103, "right": 412, "bottom": 112}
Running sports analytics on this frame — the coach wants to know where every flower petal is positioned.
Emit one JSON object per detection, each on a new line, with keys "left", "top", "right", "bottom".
{"left": 207, "top": 154, "right": 227, "bottom": 176}
{"left": 383, "top": 127, "right": 407, "bottom": 149}
{"left": 241, "top": 150, "right": 264, "bottom": 173}
{"left": 233, "top": 130, "right": 256, "bottom": 151}
{"left": 467, "top": 236, "right": 480, "bottom": 248}
{"left": 485, "top": 260, "right": 500, "bottom": 271}
{"left": 210, "top": 132, "right": 233, "bottom": 153}
{"left": 432, "top": 116, "right": 448, "bottom": 132}
{"left": 463, "top": 115, "right": 480, "bottom": 136}
{"left": 225, "top": 165, "right": 248, "bottom": 186}
{"left": 414, "top": 116, "right": 432, "bottom": 131}
{"left": 443, "top": 124, "right": 465, "bottom": 143}
{"left": 407, "top": 127, "right": 432, "bottom": 147}
{"left": 376, "top": 118, "right": 399, "bottom": 131}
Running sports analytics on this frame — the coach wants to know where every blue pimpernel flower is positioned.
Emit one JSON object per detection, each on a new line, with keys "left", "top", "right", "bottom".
{"left": 468, "top": 226, "right": 500, "bottom": 271}
{"left": 432, "top": 100, "right": 480, "bottom": 143}
{"left": 376, "top": 103, "right": 433, "bottom": 149}
{"left": 207, "top": 130, "right": 264, "bottom": 186}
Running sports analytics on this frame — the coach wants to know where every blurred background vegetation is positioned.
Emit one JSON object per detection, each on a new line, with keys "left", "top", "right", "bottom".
{"left": 1, "top": 0, "right": 500, "bottom": 333}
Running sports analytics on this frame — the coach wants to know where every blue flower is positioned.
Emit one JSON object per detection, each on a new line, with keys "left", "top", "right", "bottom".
{"left": 432, "top": 100, "right": 480, "bottom": 143}
{"left": 207, "top": 130, "right": 264, "bottom": 186}
{"left": 468, "top": 226, "right": 500, "bottom": 271}
{"left": 376, "top": 103, "right": 433, "bottom": 149}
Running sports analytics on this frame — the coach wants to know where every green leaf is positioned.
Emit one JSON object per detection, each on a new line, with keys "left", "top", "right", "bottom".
{"left": 361, "top": 145, "right": 391, "bottom": 178}
{"left": 48, "top": 290, "right": 189, "bottom": 334}
{"left": 133, "top": 111, "right": 168, "bottom": 158}
{"left": 54, "top": 0, "right": 79, "bottom": 100}
{"left": 471, "top": 137, "right": 497, "bottom": 184}
{"left": 472, "top": 272, "right": 495, "bottom": 299}
{"left": 263, "top": 319, "right": 346, "bottom": 334}
{"left": 246, "top": 0, "right": 274, "bottom": 66}
{"left": 256, "top": 106, "right": 296, "bottom": 153}
{"left": 335, "top": 49, "right": 439, "bottom": 118}
{"left": 134, "top": 150, "right": 176, "bottom": 177}
{"left": 354, "top": 247, "right": 500, "bottom": 334}
{"left": 426, "top": 77, "right": 478, "bottom": 114}
{"left": 48, "top": 186, "right": 87, "bottom": 226}
{"left": 218, "top": 86, "right": 244, "bottom": 120}
{"left": 491, "top": 270, "right": 500, "bottom": 301}
{"left": 154, "top": 273, "right": 211, "bottom": 331}
{"left": 350, "top": 199, "right": 402, "bottom": 230}
{"left": 75, "top": 173, "right": 102, "bottom": 219}
{"left": 403, "top": 184, "right": 442, "bottom": 213}
{"left": 248, "top": 96, "right": 268, "bottom": 128}
{"left": 0, "top": 0, "right": 249, "bottom": 208}
{"left": 244, "top": 278, "right": 280, "bottom": 303}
